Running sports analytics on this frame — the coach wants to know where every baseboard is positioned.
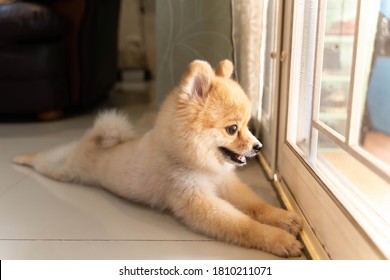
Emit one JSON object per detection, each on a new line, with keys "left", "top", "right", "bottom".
{"left": 257, "top": 153, "right": 330, "bottom": 260}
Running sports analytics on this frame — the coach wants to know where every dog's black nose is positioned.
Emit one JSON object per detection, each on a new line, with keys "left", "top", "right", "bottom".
{"left": 253, "top": 143, "right": 262, "bottom": 153}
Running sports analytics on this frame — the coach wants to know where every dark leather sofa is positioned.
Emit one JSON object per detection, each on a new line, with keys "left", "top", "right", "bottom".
{"left": 0, "top": 0, "right": 120, "bottom": 119}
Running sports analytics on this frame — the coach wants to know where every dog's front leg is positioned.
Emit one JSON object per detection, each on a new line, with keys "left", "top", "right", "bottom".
{"left": 219, "top": 174, "right": 303, "bottom": 236}
{"left": 168, "top": 188, "right": 302, "bottom": 257}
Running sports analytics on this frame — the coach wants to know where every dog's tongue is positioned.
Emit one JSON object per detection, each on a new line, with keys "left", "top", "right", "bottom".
{"left": 237, "top": 155, "right": 246, "bottom": 163}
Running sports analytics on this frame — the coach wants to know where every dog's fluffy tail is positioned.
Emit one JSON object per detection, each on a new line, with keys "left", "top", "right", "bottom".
{"left": 12, "top": 110, "right": 135, "bottom": 166}
{"left": 13, "top": 110, "right": 135, "bottom": 182}
{"left": 85, "top": 109, "right": 136, "bottom": 149}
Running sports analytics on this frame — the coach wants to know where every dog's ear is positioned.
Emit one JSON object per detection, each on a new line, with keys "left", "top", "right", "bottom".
{"left": 215, "top": 59, "right": 234, "bottom": 78}
{"left": 181, "top": 60, "right": 214, "bottom": 99}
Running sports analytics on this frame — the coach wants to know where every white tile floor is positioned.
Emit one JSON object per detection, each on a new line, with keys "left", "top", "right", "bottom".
{"left": 0, "top": 86, "right": 305, "bottom": 260}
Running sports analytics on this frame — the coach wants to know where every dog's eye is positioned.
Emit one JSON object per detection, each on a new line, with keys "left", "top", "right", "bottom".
{"left": 226, "top": 125, "right": 238, "bottom": 135}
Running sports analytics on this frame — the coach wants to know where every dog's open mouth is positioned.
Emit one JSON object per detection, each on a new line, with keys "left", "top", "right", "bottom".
{"left": 219, "top": 147, "right": 247, "bottom": 165}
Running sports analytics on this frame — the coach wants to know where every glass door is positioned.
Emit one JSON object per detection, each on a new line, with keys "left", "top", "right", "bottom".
{"left": 277, "top": 0, "right": 390, "bottom": 259}
{"left": 256, "top": 0, "right": 284, "bottom": 177}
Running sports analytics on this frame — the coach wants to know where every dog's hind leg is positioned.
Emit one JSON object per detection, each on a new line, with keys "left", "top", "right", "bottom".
{"left": 13, "top": 110, "right": 134, "bottom": 182}
{"left": 13, "top": 141, "right": 78, "bottom": 182}
{"left": 13, "top": 153, "right": 36, "bottom": 166}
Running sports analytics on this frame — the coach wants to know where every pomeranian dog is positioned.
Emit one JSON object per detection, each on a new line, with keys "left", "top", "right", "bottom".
{"left": 13, "top": 60, "right": 302, "bottom": 257}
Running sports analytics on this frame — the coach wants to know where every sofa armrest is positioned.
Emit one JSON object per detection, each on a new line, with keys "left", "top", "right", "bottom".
{"left": 0, "top": 2, "right": 66, "bottom": 44}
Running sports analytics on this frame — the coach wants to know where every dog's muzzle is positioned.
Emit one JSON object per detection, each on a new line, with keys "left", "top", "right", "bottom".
{"left": 219, "top": 142, "right": 262, "bottom": 166}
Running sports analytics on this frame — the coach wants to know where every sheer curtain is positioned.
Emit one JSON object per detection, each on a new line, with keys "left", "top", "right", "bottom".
{"left": 154, "top": 0, "right": 264, "bottom": 111}
{"left": 155, "top": 0, "right": 233, "bottom": 105}
{"left": 232, "top": 0, "right": 265, "bottom": 124}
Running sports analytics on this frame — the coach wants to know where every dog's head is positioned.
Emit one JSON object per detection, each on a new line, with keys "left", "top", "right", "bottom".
{"left": 159, "top": 60, "right": 262, "bottom": 171}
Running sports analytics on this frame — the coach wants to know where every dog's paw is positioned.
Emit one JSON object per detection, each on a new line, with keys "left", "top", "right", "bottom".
{"left": 275, "top": 211, "right": 303, "bottom": 236}
{"left": 13, "top": 153, "right": 36, "bottom": 166}
{"left": 266, "top": 229, "right": 303, "bottom": 258}
{"left": 252, "top": 206, "right": 303, "bottom": 236}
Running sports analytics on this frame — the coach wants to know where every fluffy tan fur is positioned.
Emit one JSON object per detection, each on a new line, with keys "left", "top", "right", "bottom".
{"left": 13, "top": 60, "right": 302, "bottom": 257}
